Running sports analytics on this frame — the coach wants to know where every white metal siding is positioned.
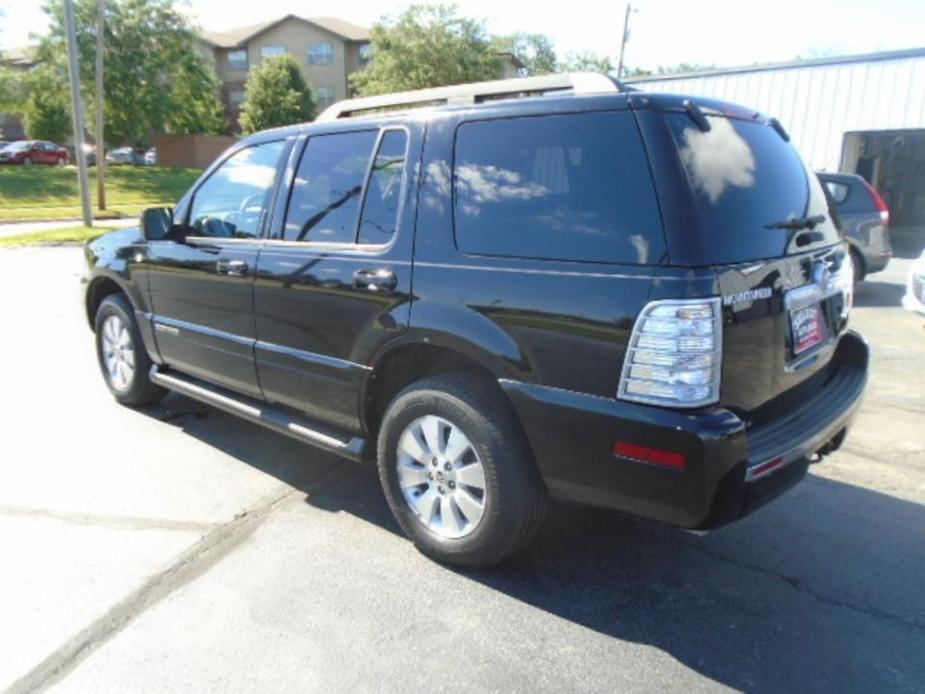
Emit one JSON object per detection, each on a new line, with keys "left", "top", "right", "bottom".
{"left": 631, "top": 55, "right": 925, "bottom": 171}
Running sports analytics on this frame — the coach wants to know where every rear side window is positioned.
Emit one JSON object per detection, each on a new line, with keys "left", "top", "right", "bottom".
{"left": 284, "top": 131, "right": 378, "bottom": 243}
{"left": 665, "top": 113, "right": 840, "bottom": 264}
{"left": 358, "top": 130, "right": 408, "bottom": 245}
{"left": 453, "top": 112, "right": 665, "bottom": 265}
{"left": 824, "top": 180, "right": 850, "bottom": 204}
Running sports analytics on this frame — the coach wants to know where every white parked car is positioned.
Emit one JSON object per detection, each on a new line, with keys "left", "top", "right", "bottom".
{"left": 144, "top": 147, "right": 156, "bottom": 166}
{"left": 903, "top": 250, "right": 925, "bottom": 315}
{"left": 106, "top": 147, "right": 141, "bottom": 165}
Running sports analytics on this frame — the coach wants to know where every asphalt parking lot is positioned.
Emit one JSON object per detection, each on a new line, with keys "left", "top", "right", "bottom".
{"left": 1, "top": 237, "right": 923, "bottom": 693}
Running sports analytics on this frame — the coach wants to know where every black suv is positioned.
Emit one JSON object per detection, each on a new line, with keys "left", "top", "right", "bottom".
{"left": 83, "top": 74, "right": 868, "bottom": 567}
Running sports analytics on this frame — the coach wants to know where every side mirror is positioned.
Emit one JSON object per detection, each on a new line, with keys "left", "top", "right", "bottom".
{"left": 142, "top": 207, "right": 174, "bottom": 240}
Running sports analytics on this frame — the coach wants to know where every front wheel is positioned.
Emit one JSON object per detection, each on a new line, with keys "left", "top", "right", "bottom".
{"left": 377, "top": 374, "right": 547, "bottom": 567}
{"left": 22, "top": 157, "right": 32, "bottom": 166}
{"left": 94, "top": 294, "right": 165, "bottom": 406}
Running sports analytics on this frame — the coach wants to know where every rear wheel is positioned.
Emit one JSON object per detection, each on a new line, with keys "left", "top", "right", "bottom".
{"left": 377, "top": 374, "right": 547, "bottom": 567}
{"left": 850, "top": 248, "right": 865, "bottom": 285}
{"left": 94, "top": 294, "right": 165, "bottom": 406}
{"left": 22, "top": 157, "right": 32, "bottom": 166}
{"left": 56, "top": 157, "right": 66, "bottom": 166}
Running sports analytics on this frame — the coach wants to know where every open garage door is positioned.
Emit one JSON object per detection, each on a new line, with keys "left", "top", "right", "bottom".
{"left": 842, "top": 129, "right": 925, "bottom": 226}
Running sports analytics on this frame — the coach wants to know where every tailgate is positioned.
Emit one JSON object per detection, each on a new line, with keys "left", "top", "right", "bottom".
{"left": 717, "top": 246, "right": 853, "bottom": 412}
{"left": 647, "top": 103, "right": 854, "bottom": 413}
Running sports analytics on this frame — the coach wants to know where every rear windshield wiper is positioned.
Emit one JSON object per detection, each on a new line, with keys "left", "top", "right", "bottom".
{"left": 764, "top": 214, "right": 826, "bottom": 231}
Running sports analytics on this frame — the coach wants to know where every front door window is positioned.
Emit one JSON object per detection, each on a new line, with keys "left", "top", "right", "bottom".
{"left": 188, "top": 141, "right": 285, "bottom": 239}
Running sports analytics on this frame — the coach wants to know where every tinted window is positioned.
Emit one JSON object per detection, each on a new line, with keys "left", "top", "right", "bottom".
{"left": 358, "top": 130, "right": 408, "bottom": 245}
{"left": 666, "top": 113, "right": 840, "bottom": 263}
{"left": 284, "top": 131, "right": 377, "bottom": 243}
{"left": 453, "top": 112, "right": 664, "bottom": 264}
{"left": 189, "top": 141, "right": 284, "bottom": 238}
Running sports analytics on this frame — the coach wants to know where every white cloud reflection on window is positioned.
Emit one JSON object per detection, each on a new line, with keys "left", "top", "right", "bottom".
{"left": 455, "top": 164, "right": 549, "bottom": 216}
{"left": 678, "top": 116, "right": 755, "bottom": 203}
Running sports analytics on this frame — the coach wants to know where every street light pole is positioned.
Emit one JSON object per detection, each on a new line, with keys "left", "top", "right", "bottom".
{"left": 64, "top": 0, "right": 93, "bottom": 227}
{"left": 617, "top": 3, "right": 632, "bottom": 79}
{"left": 95, "top": 0, "right": 106, "bottom": 211}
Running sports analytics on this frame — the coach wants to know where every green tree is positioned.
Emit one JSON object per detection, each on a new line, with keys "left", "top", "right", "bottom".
{"left": 655, "top": 62, "right": 714, "bottom": 75}
{"left": 350, "top": 4, "right": 503, "bottom": 96}
{"left": 36, "top": 0, "right": 225, "bottom": 146}
{"left": 496, "top": 33, "right": 557, "bottom": 76}
{"left": 0, "top": 66, "right": 25, "bottom": 113}
{"left": 238, "top": 54, "right": 316, "bottom": 134}
{"left": 22, "top": 64, "right": 72, "bottom": 142}
{"left": 561, "top": 51, "right": 615, "bottom": 74}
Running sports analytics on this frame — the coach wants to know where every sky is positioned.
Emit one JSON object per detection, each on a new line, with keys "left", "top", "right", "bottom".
{"left": 1, "top": 0, "right": 924, "bottom": 71}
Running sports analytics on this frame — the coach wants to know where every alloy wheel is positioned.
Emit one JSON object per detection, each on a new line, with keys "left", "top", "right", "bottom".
{"left": 101, "top": 314, "right": 135, "bottom": 392}
{"left": 396, "top": 415, "right": 487, "bottom": 539}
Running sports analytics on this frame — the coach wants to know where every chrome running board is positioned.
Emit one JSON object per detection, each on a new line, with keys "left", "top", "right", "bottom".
{"left": 149, "top": 366, "right": 366, "bottom": 461}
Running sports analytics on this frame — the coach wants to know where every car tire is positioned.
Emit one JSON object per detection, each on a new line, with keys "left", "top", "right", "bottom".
{"left": 850, "top": 248, "right": 865, "bottom": 285}
{"left": 23, "top": 157, "right": 32, "bottom": 166}
{"left": 377, "top": 374, "right": 547, "bottom": 567}
{"left": 56, "top": 157, "right": 66, "bottom": 166}
{"left": 94, "top": 294, "right": 166, "bottom": 406}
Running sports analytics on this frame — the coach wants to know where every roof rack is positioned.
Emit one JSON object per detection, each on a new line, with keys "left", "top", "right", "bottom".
{"left": 316, "top": 72, "right": 625, "bottom": 122}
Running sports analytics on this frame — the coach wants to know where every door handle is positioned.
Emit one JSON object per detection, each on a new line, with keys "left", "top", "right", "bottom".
{"left": 353, "top": 268, "right": 397, "bottom": 291}
{"left": 216, "top": 259, "right": 249, "bottom": 277}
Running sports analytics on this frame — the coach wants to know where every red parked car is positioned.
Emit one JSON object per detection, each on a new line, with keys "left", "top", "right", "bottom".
{"left": 0, "top": 140, "right": 70, "bottom": 165}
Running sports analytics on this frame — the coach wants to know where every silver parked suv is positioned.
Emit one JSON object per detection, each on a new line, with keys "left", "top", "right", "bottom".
{"left": 817, "top": 172, "right": 892, "bottom": 283}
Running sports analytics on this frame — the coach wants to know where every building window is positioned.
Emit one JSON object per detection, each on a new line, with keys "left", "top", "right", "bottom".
{"left": 308, "top": 42, "right": 333, "bottom": 65}
{"left": 229, "top": 90, "right": 246, "bottom": 109}
{"left": 315, "top": 86, "right": 336, "bottom": 108}
{"left": 358, "top": 44, "right": 372, "bottom": 66}
{"left": 261, "top": 46, "right": 286, "bottom": 59}
{"left": 227, "top": 50, "right": 248, "bottom": 71}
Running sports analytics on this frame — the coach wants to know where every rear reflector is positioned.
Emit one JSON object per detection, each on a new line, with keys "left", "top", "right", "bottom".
{"left": 749, "top": 456, "right": 785, "bottom": 480}
{"left": 612, "top": 441, "right": 686, "bottom": 470}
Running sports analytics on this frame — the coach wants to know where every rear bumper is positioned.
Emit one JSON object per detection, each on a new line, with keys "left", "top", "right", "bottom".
{"left": 864, "top": 251, "right": 891, "bottom": 275}
{"left": 501, "top": 331, "right": 869, "bottom": 529}
{"left": 850, "top": 225, "right": 891, "bottom": 276}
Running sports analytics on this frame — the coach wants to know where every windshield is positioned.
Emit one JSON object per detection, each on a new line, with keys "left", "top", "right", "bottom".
{"left": 665, "top": 113, "right": 840, "bottom": 264}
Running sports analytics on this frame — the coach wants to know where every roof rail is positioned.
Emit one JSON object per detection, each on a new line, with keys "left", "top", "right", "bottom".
{"left": 316, "top": 72, "right": 624, "bottom": 122}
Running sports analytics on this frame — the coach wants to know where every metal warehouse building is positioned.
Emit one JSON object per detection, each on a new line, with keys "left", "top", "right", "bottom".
{"left": 629, "top": 47, "right": 925, "bottom": 226}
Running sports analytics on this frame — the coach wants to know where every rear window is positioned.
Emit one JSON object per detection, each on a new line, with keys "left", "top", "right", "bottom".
{"left": 823, "top": 180, "right": 850, "bottom": 204}
{"left": 453, "top": 112, "right": 665, "bottom": 265}
{"left": 665, "top": 113, "right": 840, "bottom": 264}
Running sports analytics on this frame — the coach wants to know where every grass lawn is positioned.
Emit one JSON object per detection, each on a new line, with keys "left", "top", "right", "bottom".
{"left": 0, "top": 225, "right": 111, "bottom": 247}
{"left": 0, "top": 165, "right": 201, "bottom": 222}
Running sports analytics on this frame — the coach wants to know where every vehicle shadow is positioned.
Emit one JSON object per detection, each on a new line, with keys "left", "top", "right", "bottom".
{"left": 854, "top": 280, "right": 906, "bottom": 308}
{"left": 143, "top": 394, "right": 925, "bottom": 692}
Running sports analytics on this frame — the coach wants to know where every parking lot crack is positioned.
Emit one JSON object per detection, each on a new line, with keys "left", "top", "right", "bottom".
{"left": 4, "top": 483, "right": 308, "bottom": 694}
{"left": 695, "top": 543, "right": 925, "bottom": 632}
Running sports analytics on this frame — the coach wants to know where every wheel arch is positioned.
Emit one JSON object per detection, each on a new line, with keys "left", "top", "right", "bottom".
{"left": 361, "top": 334, "right": 525, "bottom": 440}
{"left": 85, "top": 273, "right": 132, "bottom": 330}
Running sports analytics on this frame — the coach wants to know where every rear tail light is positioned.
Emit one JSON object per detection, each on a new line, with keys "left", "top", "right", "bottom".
{"left": 618, "top": 298, "right": 722, "bottom": 408}
{"left": 863, "top": 181, "right": 890, "bottom": 226}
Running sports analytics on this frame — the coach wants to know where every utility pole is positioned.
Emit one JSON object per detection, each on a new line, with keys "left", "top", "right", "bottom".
{"left": 617, "top": 3, "right": 632, "bottom": 79}
{"left": 95, "top": 0, "right": 106, "bottom": 211}
{"left": 65, "top": 0, "right": 93, "bottom": 227}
